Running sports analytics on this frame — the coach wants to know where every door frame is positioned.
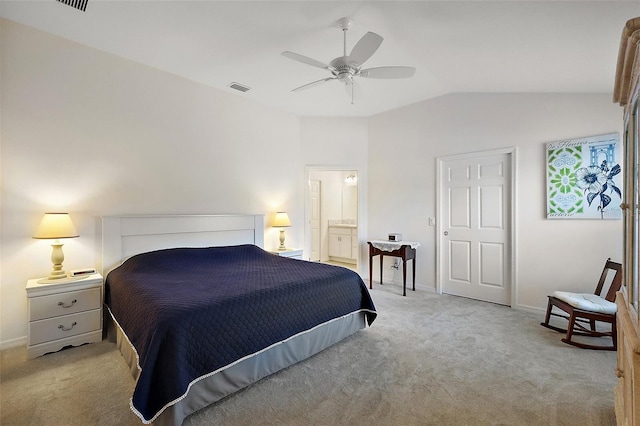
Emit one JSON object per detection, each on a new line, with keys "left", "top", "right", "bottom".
{"left": 309, "top": 179, "right": 321, "bottom": 262}
{"left": 435, "top": 146, "right": 518, "bottom": 308}
{"left": 304, "top": 165, "right": 362, "bottom": 270}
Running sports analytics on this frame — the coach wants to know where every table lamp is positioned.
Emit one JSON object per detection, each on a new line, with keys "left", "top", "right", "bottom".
{"left": 33, "top": 213, "right": 79, "bottom": 280}
{"left": 272, "top": 212, "right": 291, "bottom": 250}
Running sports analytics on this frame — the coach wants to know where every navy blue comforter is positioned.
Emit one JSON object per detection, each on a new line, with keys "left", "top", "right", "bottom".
{"left": 105, "top": 244, "right": 376, "bottom": 422}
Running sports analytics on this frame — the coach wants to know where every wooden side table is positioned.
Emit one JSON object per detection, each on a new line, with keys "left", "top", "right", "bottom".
{"left": 26, "top": 273, "right": 103, "bottom": 359}
{"left": 368, "top": 241, "right": 418, "bottom": 296}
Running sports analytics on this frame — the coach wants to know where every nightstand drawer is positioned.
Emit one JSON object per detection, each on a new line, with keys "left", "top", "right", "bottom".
{"left": 29, "top": 287, "right": 101, "bottom": 321}
{"left": 29, "top": 309, "right": 101, "bottom": 346}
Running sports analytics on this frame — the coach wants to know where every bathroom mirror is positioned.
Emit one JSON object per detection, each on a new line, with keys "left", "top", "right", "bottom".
{"left": 342, "top": 175, "right": 357, "bottom": 222}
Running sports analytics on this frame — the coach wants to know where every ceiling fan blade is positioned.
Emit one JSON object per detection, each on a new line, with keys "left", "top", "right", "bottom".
{"left": 282, "top": 51, "right": 332, "bottom": 70}
{"left": 349, "top": 32, "right": 383, "bottom": 66}
{"left": 359, "top": 66, "right": 416, "bottom": 79}
{"left": 292, "top": 77, "right": 336, "bottom": 92}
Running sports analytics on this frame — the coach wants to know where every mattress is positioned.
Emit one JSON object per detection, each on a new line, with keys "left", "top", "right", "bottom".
{"left": 104, "top": 244, "right": 377, "bottom": 424}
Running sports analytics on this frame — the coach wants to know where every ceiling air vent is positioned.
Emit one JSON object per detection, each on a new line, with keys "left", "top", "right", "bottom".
{"left": 228, "top": 82, "right": 251, "bottom": 93}
{"left": 56, "top": 0, "right": 88, "bottom": 11}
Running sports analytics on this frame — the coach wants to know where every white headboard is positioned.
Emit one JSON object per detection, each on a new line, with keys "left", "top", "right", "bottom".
{"left": 101, "top": 214, "right": 265, "bottom": 276}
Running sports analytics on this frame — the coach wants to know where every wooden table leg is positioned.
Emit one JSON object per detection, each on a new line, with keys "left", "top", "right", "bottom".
{"left": 411, "top": 249, "right": 416, "bottom": 291}
{"left": 412, "top": 250, "right": 416, "bottom": 291}
{"left": 379, "top": 254, "right": 384, "bottom": 285}
{"left": 402, "top": 258, "right": 407, "bottom": 296}
{"left": 368, "top": 248, "right": 373, "bottom": 289}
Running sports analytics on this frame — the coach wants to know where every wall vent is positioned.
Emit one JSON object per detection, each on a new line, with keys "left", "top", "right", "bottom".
{"left": 56, "top": 0, "right": 88, "bottom": 11}
{"left": 228, "top": 82, "right": 251, "bottom": 93}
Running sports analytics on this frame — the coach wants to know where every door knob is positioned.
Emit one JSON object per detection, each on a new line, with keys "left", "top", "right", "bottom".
{"left": 443, "top": 231, "right": 449, "bottom": 236}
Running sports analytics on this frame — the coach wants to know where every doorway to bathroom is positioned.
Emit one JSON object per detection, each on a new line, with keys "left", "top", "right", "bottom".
{"left": 305, "top": 167, "right": 359, "bottom": 272}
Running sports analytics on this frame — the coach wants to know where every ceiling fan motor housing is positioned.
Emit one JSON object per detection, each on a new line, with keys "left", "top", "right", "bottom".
{"left": 330, "top": 56, "right": 357, "bottom": 83}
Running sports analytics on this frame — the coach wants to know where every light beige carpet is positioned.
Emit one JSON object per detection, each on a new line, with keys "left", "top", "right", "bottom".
{"left": 1, "top": 282, "right": 617, "bottom": 425}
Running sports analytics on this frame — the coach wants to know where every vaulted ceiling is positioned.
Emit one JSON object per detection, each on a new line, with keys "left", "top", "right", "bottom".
{"left": 2, "top": 1, "right": 639, "bottom": 116}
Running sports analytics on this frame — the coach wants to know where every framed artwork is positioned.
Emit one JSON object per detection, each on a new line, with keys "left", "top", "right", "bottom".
{"left": 546, "top": 133, "right": 622, "bottom": 219}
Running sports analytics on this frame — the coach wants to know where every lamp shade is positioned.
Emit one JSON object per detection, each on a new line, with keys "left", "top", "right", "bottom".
{"left": 272, "top": 212, "right": 291, "bottom": 227}
{"left": 33, "top": 213, "right": 79, "bottom": 239}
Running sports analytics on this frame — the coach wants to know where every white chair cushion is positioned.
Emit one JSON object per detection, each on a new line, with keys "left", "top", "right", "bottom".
{"left": 552, "top": 291, "right": 617, "bottom": 315}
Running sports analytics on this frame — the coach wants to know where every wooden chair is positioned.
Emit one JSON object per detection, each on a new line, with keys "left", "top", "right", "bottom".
{"left": 540, "top": 258, "right": 623, "bottom": 350}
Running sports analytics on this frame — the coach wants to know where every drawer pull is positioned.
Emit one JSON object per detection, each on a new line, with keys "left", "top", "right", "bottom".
{"left": 58, "top": 322, "right": 77, "bottom": 331}
{"left": 58, "top": 299, "right": 77, "bottom": 308}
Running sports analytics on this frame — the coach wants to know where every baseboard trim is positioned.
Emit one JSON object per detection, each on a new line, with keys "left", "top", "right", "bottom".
{"left": 0, "top": 336, "right": 26, "bottom": 351}
{"left": 362, "top": 280, "right": 545, "bottom": 313}
{"left": 515, "top": 304, "right": 545, "bottom": 315}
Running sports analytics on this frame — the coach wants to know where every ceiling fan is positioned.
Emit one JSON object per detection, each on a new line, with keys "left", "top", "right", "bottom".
{"left": 281, "top": 17, "right": 416, "bottom": 104}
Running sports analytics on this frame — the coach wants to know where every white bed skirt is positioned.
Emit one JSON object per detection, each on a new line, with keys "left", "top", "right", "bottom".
{"left": 107, "top": 308, "right": 369, "bottom": 426}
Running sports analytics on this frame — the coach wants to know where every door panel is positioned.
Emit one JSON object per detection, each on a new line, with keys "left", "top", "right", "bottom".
{"left": 441, "top": 152, "right": 512, "bottom": 305}
{"left": 449, "top": 240, "right": 471, "bottom": 282}
{"left": 480, "top": 186, "right": 503, "bottom": 228}
{"left": 449, "top": 187, "right": 470, "bottom": 228}
{"left": 480, "top": 242, "right": 504, "bottom": 287}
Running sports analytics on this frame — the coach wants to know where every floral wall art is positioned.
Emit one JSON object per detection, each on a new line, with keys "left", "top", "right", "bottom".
{"left": 546, "top": 133, "right": 622, "bottom": 219}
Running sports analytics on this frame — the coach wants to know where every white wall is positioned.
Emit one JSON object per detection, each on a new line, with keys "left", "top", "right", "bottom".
{"left": 0, "top": 18, "right": 627, "bottom": 348}
{"left": 0, "top": 19, "right": 308, "bottom": 346}
{"left": 368, "top": 93, "right": 624, "bottom": 310}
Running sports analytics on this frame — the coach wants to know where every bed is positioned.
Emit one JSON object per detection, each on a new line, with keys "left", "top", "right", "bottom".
{"left": 101, "top": 214, "right": 377, "bottom": 425}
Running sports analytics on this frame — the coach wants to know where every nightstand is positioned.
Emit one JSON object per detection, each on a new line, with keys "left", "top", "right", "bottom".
{"left": 26, "top": 273, "right": 103, "bottom": 359}
{"left": 268, "top": 248, "right": 303, "bottom": 260}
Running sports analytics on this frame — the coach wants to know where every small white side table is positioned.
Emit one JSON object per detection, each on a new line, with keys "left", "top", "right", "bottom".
{"left": 268, "top": 248, "right": 303, "bottom": 260}
{"left": 26, "top": 273, "right": 103, "bottom": 359}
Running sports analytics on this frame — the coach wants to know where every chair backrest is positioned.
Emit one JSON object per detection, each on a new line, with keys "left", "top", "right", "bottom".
{"left": 594, "top": 258, "right": 623, "bottom": 302}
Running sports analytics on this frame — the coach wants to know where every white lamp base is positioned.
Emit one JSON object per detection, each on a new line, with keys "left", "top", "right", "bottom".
{"left": 47, "top": 241, "right": 67, "bottom": 279}
{"left": 278, "top": 229, "right": 287, "bottom": 250}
